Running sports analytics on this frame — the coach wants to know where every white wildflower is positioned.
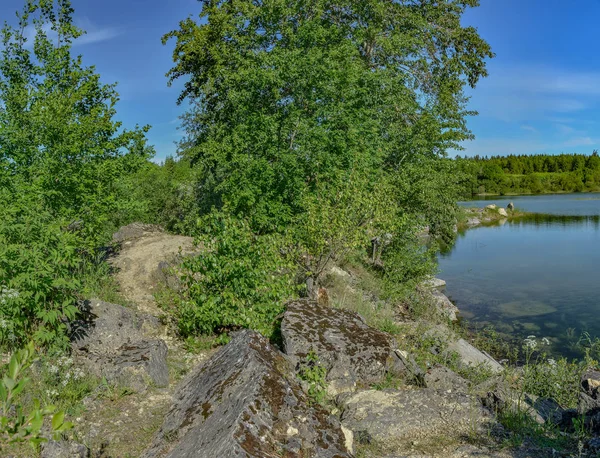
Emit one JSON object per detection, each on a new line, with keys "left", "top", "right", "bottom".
{"left": 523, "top": 336, "right": 537, "bottom": 350}
{"left": 541, "top": 337, "right": 550, "bottom": 346}
{"left": 0, "top": 288, "right": 19, "bottom": 305}
{"left": 48, "top": 365, "right": 59, "bottom": 374}
{"left": 547, "top": 358, "right": 557, "bottom": 368}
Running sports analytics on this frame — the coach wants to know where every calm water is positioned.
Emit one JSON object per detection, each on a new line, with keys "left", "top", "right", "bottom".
{"left": 440, "top": 193, "right": 600, "bottom": 358}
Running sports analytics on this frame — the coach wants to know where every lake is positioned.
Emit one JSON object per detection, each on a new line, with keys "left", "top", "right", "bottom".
{"left": 439, "top": 193, "right": 600, "bottom": 358}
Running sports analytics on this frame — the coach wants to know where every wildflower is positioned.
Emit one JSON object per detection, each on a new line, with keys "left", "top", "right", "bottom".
{"left": 523, "top": 336, "right": 538, "bottom": 350}
{"left": 541, "top": 337, "right": 550, "bottom": 346}
{"left": 48, "top": 365, "right": 59, "bottom": 374}
{"left": 547, "top": 358, "right": 557, "bottom": 368}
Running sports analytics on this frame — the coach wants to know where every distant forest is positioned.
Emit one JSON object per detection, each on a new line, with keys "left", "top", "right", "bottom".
{"left": 456, "top": 152, "right": 600, "bottom": 197}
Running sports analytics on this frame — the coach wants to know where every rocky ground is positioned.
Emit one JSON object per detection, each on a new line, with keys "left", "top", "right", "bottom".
{"left": 12, "top": 222, "right": 600, "bottom": 457}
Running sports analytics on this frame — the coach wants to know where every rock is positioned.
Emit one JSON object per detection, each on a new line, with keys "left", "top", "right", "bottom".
{"left": 281, "top": 299, "right": 397, "bottom": 395}
{"left": 466, "top": 217, "right": 481, "bottom": 227}
{"left": 143, "top": 330, "right": 351, "bottom": 458}
{"left": 394, "top": 350, "right": 425, "bottom": 386}
{"left": 485, "top": 204, "right": 497, "bottom": 210}
{"left": 156, "top": 260, "right": 182, "bottom": 292}
{"left": 497, "top": 208, "right": 508, "bottom": 217}
{"left": 586, "top": 437, "right": 600, "bottom": 454}
{"left": 507, "top": 202, "right": 515, "bottom": 211}
{"left": 582, "top": 369, "right": 600, "bottom": 399}
{"left": 112, "top": 222, "right": 163, "bottom": 243}
{"left": 41, "top": 440, "right": 89, "bottom": 458}
{"left": 446, "top": 338, "right": 503, "bottom": 373}
{"left": 422, "top": 277, "right": 446, "bottom": 289}
{"left": 71, "top": 300, "right": 160, "bottom": 351}
{"left": 71, "top": 300, "right": 168, "bottom": 391}
{"left": 340, "top": 388, "right": 492, "bottom": 443}
{"left": 429, "top": 290, "right": 459, "bottom": 321}
{"left": 329, "top": 266, "right": 351, "bottom": 279}
{"left": 482, "top": 386, "right": 560, "bottom": 425}
{"left": 424, "top": 364, "right": 469, "bottom": 392}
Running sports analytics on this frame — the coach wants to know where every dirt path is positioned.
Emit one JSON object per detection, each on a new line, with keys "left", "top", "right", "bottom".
{"left": 109, "top": 229, "right": 195, "bottom": 317}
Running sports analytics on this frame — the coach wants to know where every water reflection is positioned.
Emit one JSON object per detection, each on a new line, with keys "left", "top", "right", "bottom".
{"left": 438, "top": 210, "right": 600, "bottom": 359}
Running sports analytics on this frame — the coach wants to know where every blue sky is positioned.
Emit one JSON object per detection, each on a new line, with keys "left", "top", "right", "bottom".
{"left": 460, "top": 0, "right": 600, "bottom": 157}
{"left": 1, "top": 0, "right": 199, "bottom": 162}
{"left": 1, "top": 0, "right": 599, "bottom": 161}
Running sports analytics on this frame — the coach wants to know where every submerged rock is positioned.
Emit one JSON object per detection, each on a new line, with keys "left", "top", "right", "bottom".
{"left": 281, "top": 299, "right": 398, "bottom": 395}
{"left": 143, "top": 330, "right": 351, "bottom": 458}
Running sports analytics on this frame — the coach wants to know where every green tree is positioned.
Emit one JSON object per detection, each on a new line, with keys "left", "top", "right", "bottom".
{"left": 164, "top": 0, "right": 493, "bottom": 332}
{"left": 164, "top": 0, "right": 493, "bottom": 232}
{"left": 0, "top": 0, "right": 153, "bottom": 244}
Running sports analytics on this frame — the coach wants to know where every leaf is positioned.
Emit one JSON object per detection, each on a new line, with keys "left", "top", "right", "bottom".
{"left": 51, "top": 410, "right": 65, "bottom": 431}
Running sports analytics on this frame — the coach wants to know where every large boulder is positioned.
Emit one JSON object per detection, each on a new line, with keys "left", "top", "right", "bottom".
{"left": 498, "top": 208, "right": 508, "bottom": 217}
{"left": 281, "top": 300, "right": 398, "bottom": 395}
{"left": 71, "top": 300, "right": 168, "bottom": 391}
{"left": 143, "top": 330, "right": 351, "bottom": 458}
{"left": 340, "top": 388, "right": 492, "bottom": 444}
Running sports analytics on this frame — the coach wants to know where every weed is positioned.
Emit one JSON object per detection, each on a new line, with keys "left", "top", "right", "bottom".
{"left": 297, "top": 350, "right": 327, "bottom": 405}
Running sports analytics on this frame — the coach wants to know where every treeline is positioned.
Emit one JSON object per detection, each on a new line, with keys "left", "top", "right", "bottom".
{"left": 456, "top": 152, "right": 600, "bottom": 196}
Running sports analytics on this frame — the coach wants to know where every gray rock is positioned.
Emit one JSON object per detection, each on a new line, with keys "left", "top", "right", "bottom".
{"left": 41, "top": 440, "right": 89, "bottom": 458}
{"left": 497, "top": 208, "right": 508, "bottom": 217}
{"left": 466, "top": 217, "right": 481, "bottom": 227}
{"left": 446, "top": 338, "right": 503, "bottom": 373}
{"left": 71, "top": 300, "right": 168, "bottom": 390}
{"left": 156, "top": 260, "right": 182, "bottom": 292}
{"left": 71, "top": 300, "right": 160, "bottom": 351}
{"left": 113, "top": 222, "right": 163, "bottom": 243}
{"left": 485, "top": 204, "right": 497, "bottom": 210}
{"left": 281, "top": 299, "right": 397, "bottom": 395}
{"left": 422, "top": 277, "right": 446, "bottom": 289}
{"left": 507, "top": 202, "right": 515, "bottom": 211}
{"left": 341, "top": 388, "right": 492, "bottom": 442}
{"left": 143, "top": 330, "right": 351, "bottom": 458}
{"left": 424, "top": 364, "right": 469, "bottom": 392}
{"left": 429, "top": 290, "right": 459, "bottom": 321}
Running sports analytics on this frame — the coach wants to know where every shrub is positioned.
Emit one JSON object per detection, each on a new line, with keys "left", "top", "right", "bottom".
{"left": 178, "top": 214, "right": 298, "bottom": 338}
{"left": 0, "top": 200, "right": 81, "bottom": 351}
{"left": 0, "top": 342, "right": 72, "bottom": 451}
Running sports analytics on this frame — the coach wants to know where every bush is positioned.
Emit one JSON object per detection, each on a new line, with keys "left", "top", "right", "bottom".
{"left": 178, "top": 214, "right": 298, "bottom": 338}
{"left": 0, "top": 199, "right": 81, "bottom": 351}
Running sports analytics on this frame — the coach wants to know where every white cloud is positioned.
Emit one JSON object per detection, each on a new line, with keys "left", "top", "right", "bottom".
{"left": 562, "top": 136, "right": 595, "bottom": 147}
{"left": 22, "top": 17, "right": 120, "bottom": 48}
{"left": 521, "top": 125, "right": 537, "bottom": 133}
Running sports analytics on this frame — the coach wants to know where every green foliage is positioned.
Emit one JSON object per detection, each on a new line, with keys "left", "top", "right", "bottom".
{"left": 116, "top": 157, "right": 199, "bottom": 234}
{"left": 0, "top": 0, "right": 153, "bottom": 244}
{"left": 520, "top": 336, "right": 585, "bottom": 408}
{"left": 297, "top": 350, "right": 327, "bottom": 405}
{"left": 178, "top": 214, "right": 298, "bottom": 338}
{"left": 0, "top": 200, "right": 80, "bottom": 350}
{"left": 0, "top": 342, "right": 73, "bottom": 451}
{"left": 163, "top": 0, "right": 493, "bottom": 280}
{"left": 0, "top": 0, "right": 154, "bottom": 350}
